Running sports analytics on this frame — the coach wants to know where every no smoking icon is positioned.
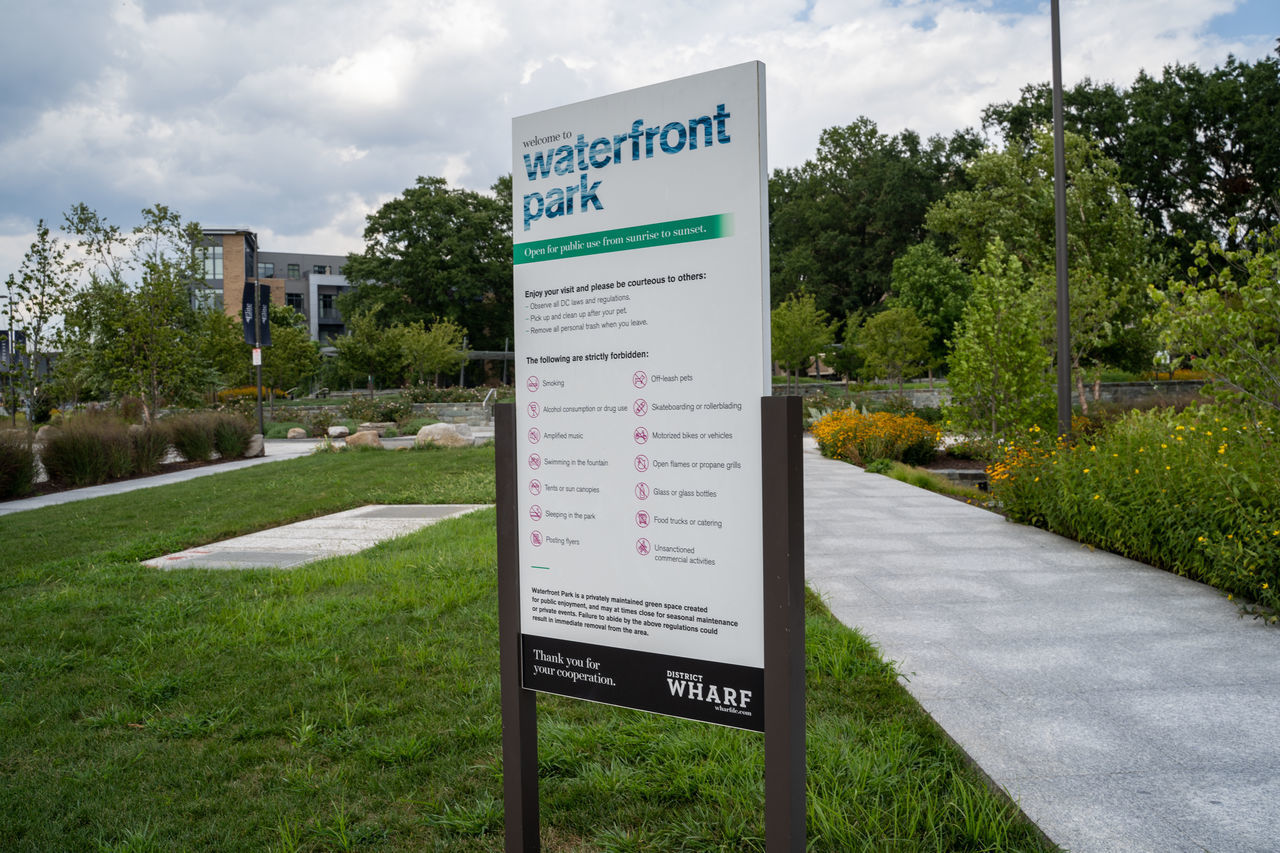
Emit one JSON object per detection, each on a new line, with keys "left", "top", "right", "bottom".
{"left": 526, "top": 376, "right": 540, "bottom": 393}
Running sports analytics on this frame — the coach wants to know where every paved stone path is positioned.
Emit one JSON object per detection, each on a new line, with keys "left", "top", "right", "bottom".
{"left": 141, "top": 504, "right": 489, "bottom": 569}
{"left": 803, "top": 438, "right": 1279, "bottom": 853}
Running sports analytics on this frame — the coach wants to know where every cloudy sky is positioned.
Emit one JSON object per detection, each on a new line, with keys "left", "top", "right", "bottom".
{"left": 1, "top": 0, "right": 1276, "bottom": 279}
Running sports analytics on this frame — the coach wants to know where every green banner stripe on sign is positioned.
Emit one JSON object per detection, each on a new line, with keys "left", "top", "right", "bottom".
{"left": 513, "top": 214, "right": 733, "bottom": 265}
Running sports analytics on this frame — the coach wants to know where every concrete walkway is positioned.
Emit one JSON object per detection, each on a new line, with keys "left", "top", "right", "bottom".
{"left": 142, "top": 504, "right": 490, "bottom": 569}
{"left": 804, "top": 438, "right": 1279, "bottom": 853}
{"left": 0, "top": 430, "right": 494, "bottom": 517}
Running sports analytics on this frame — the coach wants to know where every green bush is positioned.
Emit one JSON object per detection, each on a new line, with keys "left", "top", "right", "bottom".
{"left": 40, "top": 416, "right": 134, "bottom": 486}
{"left": 264, "top": 420, "right": 306, "bottom": 439}
{"left": 305, "top": 410, "right": 336, "bottom": 437}
{"left": 168, "top": 414, "right": 216, "bottom": 462}
{"left": 0, "top": 430, "right": 38, "bottom": 498}
{"left": 212, "top": 413, "right": 253, "bottom": 458}
{"left": 342, "top": 395, "right": 414, "bottom": 425}
{"left": 130, "top": 422, "right": 172, "bottom": 474}
{"left": 989, "top": 407, "right": 1280, "bottom": 614}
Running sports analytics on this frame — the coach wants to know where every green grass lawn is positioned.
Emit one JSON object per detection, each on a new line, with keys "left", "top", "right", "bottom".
{"left": 0, "top": 447, "right": 1053, "bottom": 851}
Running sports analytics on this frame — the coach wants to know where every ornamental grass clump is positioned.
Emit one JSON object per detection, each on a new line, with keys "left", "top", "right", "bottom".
{"left": 811, "top": 409, "right": 941, "bottom": 466}
{"left": 0, "top": 430, "right": 38, "bottom": 498}
{"left": 130, "top": 422, "right": 172, "bottom": 474}
{"left": 167, "top": 413, "right": 217, "bottom": 462}
{"left": 40, "top": 415, "right": 134, "bottom": 486}
{"left": 211, "top": 413, "right": 253, "bottom": 459}
{"left": 989, "top": 408, "right": 1280, "bottom": 613}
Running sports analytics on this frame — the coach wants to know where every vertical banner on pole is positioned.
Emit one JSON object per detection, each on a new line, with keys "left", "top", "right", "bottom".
{"left": 511, "top": 62, "right": 771, "bottom": 730}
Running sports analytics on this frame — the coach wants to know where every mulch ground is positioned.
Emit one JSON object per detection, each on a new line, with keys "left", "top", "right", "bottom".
{"left": 7, "top": 457, "right": 235, "bottom": 503}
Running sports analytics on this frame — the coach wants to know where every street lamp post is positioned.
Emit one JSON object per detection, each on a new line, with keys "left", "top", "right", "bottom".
{"left": 1051, "top": 0, "right": 1072, "bottom": 437}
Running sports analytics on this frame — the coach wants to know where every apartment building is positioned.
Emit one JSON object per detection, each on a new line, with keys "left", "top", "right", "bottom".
{"left": 195, "top": 229, "right": 353, "bottom": 342}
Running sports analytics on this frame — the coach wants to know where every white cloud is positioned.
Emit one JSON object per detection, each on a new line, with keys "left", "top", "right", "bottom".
{"left": 0, "top": 0, "right": 1275, "bottom": 281}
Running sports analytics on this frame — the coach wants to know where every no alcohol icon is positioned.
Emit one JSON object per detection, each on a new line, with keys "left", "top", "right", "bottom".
{"left": 527, "top": 401, "right": 540, "bottom": 419}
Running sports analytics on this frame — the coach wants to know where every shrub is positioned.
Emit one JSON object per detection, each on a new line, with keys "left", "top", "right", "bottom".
{"left": 264, "top": 420, "right": 306, "bottom": 439}
{"left": 212, "top": 414, "right": 253, "bottom": 459}
{"left": 168, "top": 414, "right": 216, "bottom": 462}
{"left": 40, "top": 416, "right": 134, "bottom": 486}
{"left": 306, "top": 410, "right": 336, "bottom": 437}
{"left": 342, "top": 396, "right": 414, "bottom": 425}
{"left": 130, "top": 422, "right": 172, "bottom": 474}
{"left": 0, "top": 430, "right": 38, "bottom": 498}
{"left": 811, "top": 409, "right": 941, "bottom": 466}
{"left": 988, "top": 408, "right": 1280, "bottom": 614}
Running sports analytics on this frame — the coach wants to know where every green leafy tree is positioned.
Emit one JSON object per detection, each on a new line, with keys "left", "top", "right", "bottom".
{"left": 341, "top": 176, "right": 512, "bottom": 350}
{"left": 4, "top": 221, "right": 78, "bottom": 420}
{"left": 262, "top": 305, "right": 321, "bottom": 396}
{"left": 1153, "top": 223, "right": 1280, "bottom": 417}
{"left": 946, "top": 241, "right": 1055, "bottom": 439}
{"left": 890, "top": 242, "right": 971, "bottom": 380}
{"left": 60, "top": 204, "right": 206, "bottom": 423}
{"left": 769, "top": 118, "right": 980, "bottom": 318}
{"left": 853, "top": 305, "right": 932, "bottom": 390}
{"left": 982, "top": 56, "right": 1280, "bottom": 265}
{"left": 398, "top": 317, "right": 467, "bottom": 386}
{"left": 771, "top": 292, "right": 835, "bottom": 393}
{"left": 332, "top": 311, "right": 405, "bottom": 394}
{"left": 927, "top": 129, "right": 1161, "bottom": 410}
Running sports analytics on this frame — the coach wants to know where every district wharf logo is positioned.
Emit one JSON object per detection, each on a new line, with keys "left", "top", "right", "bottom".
{"left": 666, "top": 669, "right": 753, "bottom": 711}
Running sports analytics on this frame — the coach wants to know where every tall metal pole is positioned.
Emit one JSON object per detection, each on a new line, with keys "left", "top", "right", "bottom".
{"left": 255, "top": 285, "right": 265, "bottom": 437}
{"left": 1051, "top": 0, "right": 1072, "bottom": 437}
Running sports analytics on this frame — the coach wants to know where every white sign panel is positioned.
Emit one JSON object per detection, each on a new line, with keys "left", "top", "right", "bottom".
{"left": 512, "top": 62, "right": 769, "bottom": 729}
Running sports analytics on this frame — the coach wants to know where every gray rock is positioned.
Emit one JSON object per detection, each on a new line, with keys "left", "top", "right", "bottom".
{"left": 345, "top": 429, "right": 383, "bottom": 448}
{"left": 415, "top": 422, "right": 473, "bottom": 448}
{"left": 357, "top": 421, "right": 397, "bottom": 436}
{"left": 286, "top": 427, "right": 308, "bottom": 439}
{"left": 247, "top": 434, "right": 265, "bottom": 457}
{"left": 328, "top": 425, "right": 350, "bottom": 438}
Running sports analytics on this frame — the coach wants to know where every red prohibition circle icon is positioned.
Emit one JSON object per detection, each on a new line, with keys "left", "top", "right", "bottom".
{"left": 527, "top": 401, "right": 540, "bottom": 418}
{"left": 528, "top": 452, "right": 542, "bottom": 470}
{"left": 634, "top": 454, "right": 649, "bottom": 472}
{"left": 633, "top": 398, "right": 648, "bottom": 417}
{"left": 633, "top": 426, "right": 649, "bottom": 444}
{"left": 635, "top": 510, "right": 650, "bottom": 528}
{"left": 634, "top": 482, "right": 649, "bottom": 500}
{"left": 526, "top": 376, "right": 540, "bottom": 393}
{"left": 528, "top": 427, "right": 541, "bottom": 443}
{"left": 529, "top": 504, "right": 543, "bottom": 521}
{"left": 530, "top": 530, "right": 543, "bottom": 547}
{"left": 635, "top": 538, "right": 651, "bottom": 556}
{"left": 632, "top": 370, "right": 648, "bottom": 389}
{"left": 528, "top": 479, "right": 542, "bottom": 495}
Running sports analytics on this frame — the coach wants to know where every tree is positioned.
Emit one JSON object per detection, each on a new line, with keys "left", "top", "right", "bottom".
{"left": 341, "top": 176, "right": 512, "bottom": 350}
{"left": 261, "top": 305, "right": 321, "bottom": 396}
{"left": 945, "top": 241, "right": 1055, "bottom": 439}
{"left": 889, "top": 242, "right": 971, "bottom": 379}
{"left": 1153, "top": 222, "right": 1280, "bottom": 417}
{"left": 982, "top": 56, "right": 1280, "bottom": 264}
{"left": 60, "top": 204, "right": 206, "bottom": 423}
{"left": 769, "top": 118, "right": 980, "bottom": 319}
{"left": 332, "top": 311, "right": 405, "bottom": 393}
{"left": 4, "top": 221, "right": 77, "bottom": 420}
{"left": 852, "top": 306, "right": 931, "bottom": 390}
{"left": 770, "top": 292, "right": 834, "bottom": 393}
{"left": 398, "top": 317, "right": 467, "bottom": 386}
{"left": 926, "top": 129, "right": 1162, "bottom": 409}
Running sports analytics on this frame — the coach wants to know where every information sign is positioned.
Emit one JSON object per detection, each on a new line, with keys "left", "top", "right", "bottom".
{"left": 512, "top": 62, "right": 770, "bottom": 729}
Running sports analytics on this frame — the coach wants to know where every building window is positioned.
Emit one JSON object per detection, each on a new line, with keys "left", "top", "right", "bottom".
{"left": 257, "top": 262, "right": 275, "bottom": 278}
{"left": 285, "top": 293, "right": 304, "bottom": 312}
{"left": 314, "top": 264, "right": 333, "bottom": 275}
{"left": 287, "top": 263, "right": 300, "bottom": 279}
{"left": 190, "top": 287, "right": 223, "bottom": 312}
{"left": 198, "top": 246, "right": 223, "bottom": 280}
